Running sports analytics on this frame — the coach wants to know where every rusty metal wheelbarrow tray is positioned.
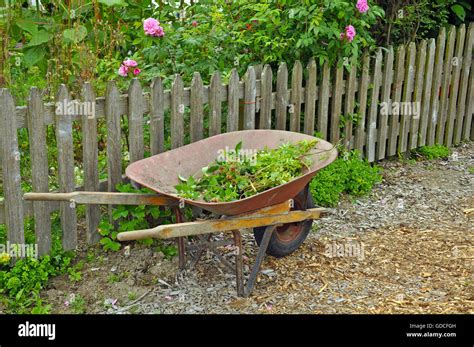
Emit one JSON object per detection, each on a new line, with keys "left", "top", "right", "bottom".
{"left": 125, "top": 129, "right": 337, "bottom": 216}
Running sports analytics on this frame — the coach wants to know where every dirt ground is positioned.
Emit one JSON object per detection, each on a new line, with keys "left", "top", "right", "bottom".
{"left": 43, "top": 142, "right": 473, "bottom": 314}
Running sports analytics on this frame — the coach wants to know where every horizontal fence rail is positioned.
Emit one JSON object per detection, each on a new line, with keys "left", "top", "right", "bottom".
{"left": 0, "top": 23, "right": 473, "bottom": 256}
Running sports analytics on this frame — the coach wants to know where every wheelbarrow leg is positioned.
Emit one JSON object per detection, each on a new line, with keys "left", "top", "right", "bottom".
{"left": 173, "top": 207, "right": 186, "bottom": 270}
{"left": 244, "top": 225, "right": 275, "bottom": 297}
{"left": 232, "top": 231, "right": 244, "bottom": 297}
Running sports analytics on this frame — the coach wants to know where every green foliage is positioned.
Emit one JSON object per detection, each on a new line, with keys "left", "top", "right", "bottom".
{"left": 0, "top": 252, "right": 75, "bottom": 313}
{"left": 176, "top": 140, "right": 318, "bottom": 202}
{"left": 310, "top": 150, "right": 382, "bottom": 207}
{"left": 98, "top": 183, "right": 174, "bottom": 253}
{"left": 468, "top": 166, "right": 474, "bottom": 175}
{"left": 412, "top": 145, "right": 450, "bottom": 160}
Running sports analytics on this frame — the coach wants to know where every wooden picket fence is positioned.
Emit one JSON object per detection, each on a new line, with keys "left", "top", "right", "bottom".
{"left": 0, "top": 23, "right": 473, "bottom": 256}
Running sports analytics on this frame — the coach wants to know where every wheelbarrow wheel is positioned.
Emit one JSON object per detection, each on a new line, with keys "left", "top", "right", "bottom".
{"left": 253, "top": 188, "right": 314, "bottom": 258}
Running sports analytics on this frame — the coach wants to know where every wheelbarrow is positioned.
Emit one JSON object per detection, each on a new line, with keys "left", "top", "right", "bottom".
{"left": 24, "top": 130, "right": 338, "bottom": 297}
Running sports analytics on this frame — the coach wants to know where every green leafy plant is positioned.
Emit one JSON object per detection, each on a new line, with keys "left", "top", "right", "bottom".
{"left": 310, "top": 150, "right": 382, "bottom": 207}
{"left": 175, "top": 140, "right": 319, "bottom": 202}
{"left": 412, "top": 144, "right": 450, "bottom": 160}
{"left": 98, "top": 183, "right": 174, "bottom": 252}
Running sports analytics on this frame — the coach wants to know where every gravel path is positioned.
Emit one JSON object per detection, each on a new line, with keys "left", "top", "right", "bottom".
{"left": 45, "top": 142, "right": 473, "bottom": 314}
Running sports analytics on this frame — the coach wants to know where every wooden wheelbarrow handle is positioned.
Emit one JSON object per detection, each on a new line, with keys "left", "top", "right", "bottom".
{"left": 23, "top": 192, "right": 177, "bottom": 206}
{"left": 117, "top": 207, "right": 329, "bottom": 241}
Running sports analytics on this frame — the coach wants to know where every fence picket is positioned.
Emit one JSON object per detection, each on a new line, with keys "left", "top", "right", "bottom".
{"left": 304, "top": 59, "right": 317, "bottom": 136}
{"left": 427, "top": 27, "right": 446, "bottom": 145}
{"left": 399, "top": 42, "right": 416, "bottom": 154}
{"left": 377, "top": 46, "right": 394, "bottom": 159}
{"left": 55, "top": 85, "right": 77, "bottom": 250}
{"left": 388, "top": 45, "right": 405, "bottom": 156}
{"left": 105, "top": 81, "right": 122, "bottom": 194}
{"left": 150, "top": 77, "right": 165, "bottom": 154}
{"left": 330, "top": 64, "right": 343, "bottom": 144}
{"left": 436, "top": 26, "right": 456, "bottom": 144}
{"left": 209, "top": 71, "right": 222, "bottom": 136}
{"left": 243, "top": 67, "right": 256, "bottom": 130}
{"left": 171, "top": 75, "right": 185, "bottom": 148}
{"left": 317, "top": 62, "right": 330, "bottom": 140}
{"left": 290, "top": 61, "right": 303, "bottom": 132}
{"left": 128, "top": 79, "right": 144, "bottom": 163}
{"left": 419, "top": 39, "right": 436, "bottom": 146}
{"left": 456, "top": 23, "right": 474, "bottom": 143}
{"left": 409, "top": 40, "right": 426, "bottom": 150}
{"left": 276, "top": 63, "right": 288, "bottom": 130}
{"left": 227, "top": 69, "right": 240, "bottom": 133}
{"left": 260, "top": 64, "right": 273, "bottom": 130}
{"left": 0, "top": 89, "right": 25, "bottom": 246}
{"left": 367, "top": 49, "right": 383, "bottom": 162}
{"left": 81, "top": 83, "right": 101, "bottom": 244}
{"left": 445, "top": 24, "right": 466, "bottom": 147}
{"left": 354, "top": 53, "right": 370, "bottom": 153}
{"left": 344, "top": 62, "right": 356, "bottom": 148}
{"left": 26, "top": 87, "right": 51, "bottom": 255}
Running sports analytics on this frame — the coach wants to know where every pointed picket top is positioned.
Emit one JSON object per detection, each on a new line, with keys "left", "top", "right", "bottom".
{"left": 260, "top": 64, "right": 273, "bottom": 130}
{"left": 227, "top": 68, "right": 240, "bottom": 133}
{"left": 276, "top": 62, "right": 288, "bottom": 130}
{"left": 209, "top": 70, "right": 222, "bottom": 136}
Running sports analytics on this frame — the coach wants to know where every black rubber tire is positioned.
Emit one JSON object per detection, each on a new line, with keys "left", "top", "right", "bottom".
{"left": 253, "top": 188, "right": 314, "bottom": 258}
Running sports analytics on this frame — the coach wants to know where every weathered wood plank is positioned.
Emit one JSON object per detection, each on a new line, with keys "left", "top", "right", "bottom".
{"left": 399, "top": 42, "right": 416, "bottom": 154}
{"left": 436, "top": 25, "right": 456, "bottom": 144}
{"left": 464, "top": 58, "right": 474, "bottom": 140}
{"left": 81, "top": 83, "right": 101, "bottom": 244}
{"left": 0, "top": 89, "right": 25, "bottom": 246}
{"left": 419, "top": 39, "right": 436, "bottom": 146}
{"left": 330, "top": 63, "right": 344, "bottom": 144}
{"left": 276, "top": 63, "right": 288, "bottom": 130}
{"left": 367, "top": 49, "right": 383, "bottom": 162}
{"left": 377, "top": 46, "right": 394, "bottom": 159}
{"left": 55, "top": 85, "right": 77, "bottom": 250}
{"left": 344, "top": 61, "right": 356, "bottom": 149}
{"left": 128, "top": 79, "right": 144, "bottom": 163}
{"left": 427, "top": 27, "right": 446, "bottom": 145}
{"left": 388, "top": 45, "right": 405, "bottom": 156}
{"left": 243, "top": 67, "right": 256, "bottom": 130}
{"left": 190, "top": 72, "right": 204, "bottom": 142}
{"left": 455, "top": 23, "right": 474, "bottom": 143}
{"left": 445, "top": 24, "right": 466, "bottom": 147}
{"left": 171, "top": 75, "right": 185, "bottom": 148}
{"left": 290, "top": 61, "right": 303, "bottom": 132}
{"left": 304, "top": 59, "right": 317, "bottom": 136}
{"left": 27, "top": 87, "right": 51, "bottom": 255}
{"left": 227, "top": 69, "right": 239, "bottom": 132}
{"left": 105, "top": 81, "right": 122, "bottom": 193}
{"left": 318, "top": 62, "right": 331, "bottom": 140}
{"left": 150, "top": 77, "right": 165, "bottom": 154}
{"left": 209, "top": 71, "right": 222, "bottom": 136}
{"left": 354, "top": 53, "right": 370, "bottom": 153}
{"left": 409, "top": 40, "right": 426, "bottom": 150}
{"left": 260, "top": 64, "right": 273, "bottom": 129}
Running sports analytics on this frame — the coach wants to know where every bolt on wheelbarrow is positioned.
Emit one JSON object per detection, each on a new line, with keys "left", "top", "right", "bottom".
{"left": 24, "top": 130, "right": 338, "bottom": 297}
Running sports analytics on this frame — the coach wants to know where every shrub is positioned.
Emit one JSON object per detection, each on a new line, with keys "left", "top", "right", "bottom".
{"left": 412, "top": 145, "right": 450, "bottom": 160}
{"left": 310, "top": 150, "right": 382, "bottom": 207}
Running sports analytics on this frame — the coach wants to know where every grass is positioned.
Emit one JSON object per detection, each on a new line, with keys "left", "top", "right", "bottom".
{"left": 412, "top": 144, "right": 450, "bottom": 160}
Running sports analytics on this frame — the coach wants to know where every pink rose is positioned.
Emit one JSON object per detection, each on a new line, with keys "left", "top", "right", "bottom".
{"left": 345, "top": 25, "right": 356, "bottom": 42}
{"left": 192, "top": 20, "right": 198, "bottom": 27}
{"left": 118, "top": 64, "right": 129, "bottom": 77}
{"left": 123, "top": 59, "right": 138, "bottom": 67}
{"left": 356, "top": 0, "right": 369, "bottom": 13}
{"left": 143, "top": 17, "right": 165, "bottom": 37}
{"left": 133, "top": 68, "right": 141, "bottom": 76}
